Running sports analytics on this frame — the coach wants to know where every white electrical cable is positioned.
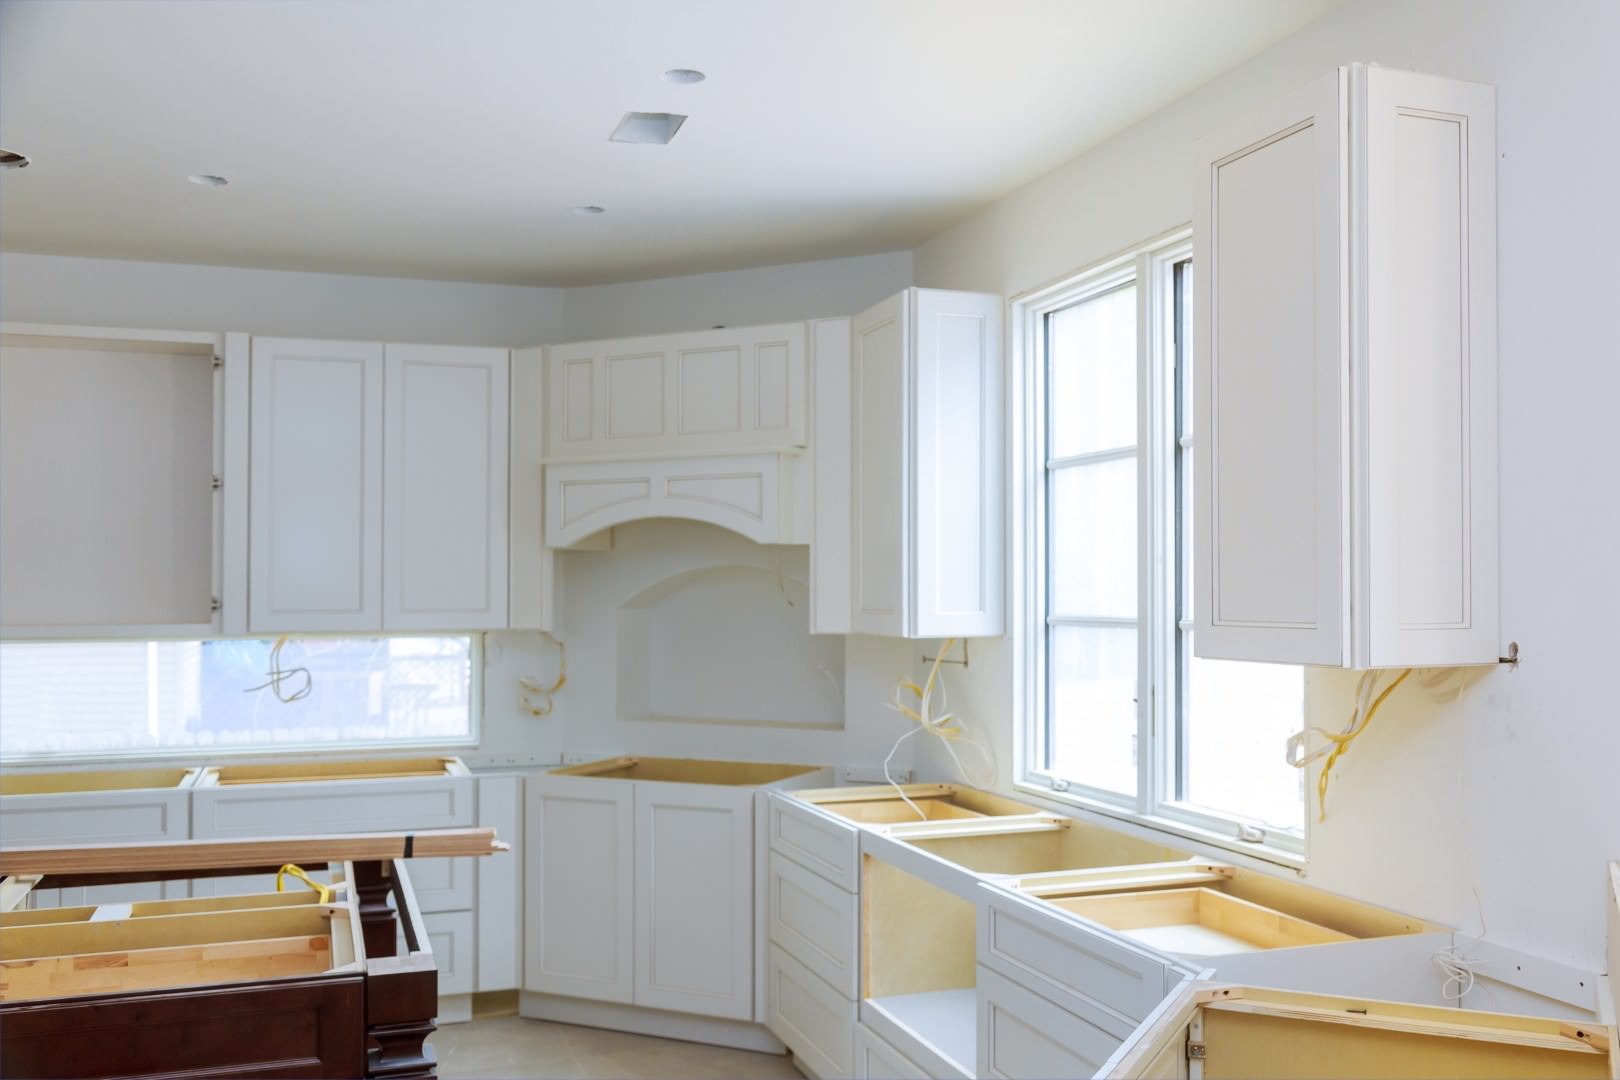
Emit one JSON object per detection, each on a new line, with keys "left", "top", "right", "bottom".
{"left": 882, "top": 640, "right": 997, "bottom": 819}
{"left": 1432, "top": 890, "right": 1489, "bottom": 1002}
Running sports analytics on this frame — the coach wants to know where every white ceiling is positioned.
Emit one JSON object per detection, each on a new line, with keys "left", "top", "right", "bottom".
{"left": 0, "top": 0, "right": 1339, "bottom": 286}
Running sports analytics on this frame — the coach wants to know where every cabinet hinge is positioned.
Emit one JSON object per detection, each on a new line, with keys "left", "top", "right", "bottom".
{"left": 210, "top": 597, "right": 221, "bottom": 613}
{"left": 1188, "top": 1042, "right": 1207, "bottom": 1060}
{"left": 211, "top": 475, "right": 222, "bottom": 491}
{"left": 212, "top": 355, "right": 223, "bottom": 369}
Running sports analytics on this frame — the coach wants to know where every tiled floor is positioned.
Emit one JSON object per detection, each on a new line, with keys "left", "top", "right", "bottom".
{"left": 429, "top": 1015, "right": 803, "bottom": 1079}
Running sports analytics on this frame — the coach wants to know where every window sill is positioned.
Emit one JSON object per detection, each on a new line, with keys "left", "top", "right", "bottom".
{"left": 1012, "top": 778, "right": 1307, "bottom": 874}
{"left": 0, "top": 736, "right": 479, "bottom": 770}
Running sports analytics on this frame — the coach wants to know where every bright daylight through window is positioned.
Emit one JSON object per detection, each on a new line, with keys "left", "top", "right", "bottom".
{"left": 0, "top": 636, "right": 475, "bottom": 759}
{"left": 1030, "top": 231, "right": 1305, "bottom": 850}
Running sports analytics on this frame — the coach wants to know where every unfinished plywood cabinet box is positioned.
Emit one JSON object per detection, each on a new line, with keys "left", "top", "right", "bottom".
{"left": 1193, "top": 64, "right": 1499, "bottom": 667}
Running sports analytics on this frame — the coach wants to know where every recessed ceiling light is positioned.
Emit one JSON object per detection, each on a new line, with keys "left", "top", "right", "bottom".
{"left": 0, "top": 149, "right": 30, "bottom": 169}
{"left": 664, "top": 69, "right": 706, "bottom": 84}
{"left": 187, "top": 173, "right": 229, "bottom": 187}
{"left": 573, "top": 205, "right": 606, "bottom": 216}
{"left": 609, "top": 112, "right": 687, "bottom": 146}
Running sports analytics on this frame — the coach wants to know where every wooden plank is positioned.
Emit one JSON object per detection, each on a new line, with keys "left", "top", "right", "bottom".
{"left": 0, "top": 933, "right": 332, "bottom": 1002}
{"left": 1011, "top": 860, "right": 1235, "bottom": 898}
{"left": 0, "top": 769, "right": 193, "bottom": 796}
{"left": 0, "top": 827, "right": 506, "bottom": 876}
{"left": 1, "top": 904, "right": 339, "bottom": 960}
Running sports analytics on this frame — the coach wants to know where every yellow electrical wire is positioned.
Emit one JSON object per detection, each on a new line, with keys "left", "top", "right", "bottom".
{"left": 1312, "top": 668, "right": 1412, "bottom": 822}
{"left": 275, "top": 863, "right": 333, "bottom": 904}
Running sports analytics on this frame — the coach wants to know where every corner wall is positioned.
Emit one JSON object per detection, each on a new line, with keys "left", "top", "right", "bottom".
{"left": 909, "top": 0, "right": 1620, "bottom": 973}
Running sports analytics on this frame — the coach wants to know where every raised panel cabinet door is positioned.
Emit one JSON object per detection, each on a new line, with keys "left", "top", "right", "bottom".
{"left": 383, "top": 344, "right": 509, "bottom": 630}
{"left": 1193, "top": 70, "right": 1347, "bottom": 666}
{"left": 633, "top": 782, "right": 754, "bottom": 1019}
{"left": 850, "top": 292, "right": 908, "bottom": 636}
{"left": 249, "top": 337, "right": 384, "bottom": 633}
{"left": 810, "top": 317, "right": 853, "bottom": 634}
{"left": 524, "top": 775, "right": 635, "bottom": 1003}
{"left": 1360, "top": 67, "right": 1498, "bottom": 668}
{"left": 911, "top": 289, "right": 1004, "bottom": 638}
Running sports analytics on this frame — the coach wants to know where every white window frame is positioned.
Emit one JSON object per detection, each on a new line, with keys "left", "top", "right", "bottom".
{"left": 0, "top": 633, "right": 483, "bottom": 766}
{"left": 1011, "top": 226, "right": 1305, "bottom": 866}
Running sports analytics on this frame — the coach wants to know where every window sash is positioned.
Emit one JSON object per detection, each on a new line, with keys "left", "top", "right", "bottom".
{"left": 1019, "top": 228, "right": 1304, "bottom": 862}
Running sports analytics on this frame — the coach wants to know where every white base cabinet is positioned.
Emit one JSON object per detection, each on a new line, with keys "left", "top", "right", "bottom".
{"left": 768, "top": 944, "right": 856, "bottom": 1080}
{"left": 854, "top": 1023, "right": 932, "bottom": 1080}
{"left": 1193, "top": 63, "right": 1498, "bottom": 668}
{"left": 524, "top": 773, "right": 759, "bottom": 1021}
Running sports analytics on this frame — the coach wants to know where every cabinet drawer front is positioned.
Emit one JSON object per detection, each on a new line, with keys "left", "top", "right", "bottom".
{"left": 0, "top": 791, "right": 188, "bottom": 845}
{"left": 978, "top": 966, "right": 1124, "bottom": 1080}
{"left": 768, "top": 944, "right": 855, "bottom": 1080}
{"left": 854, "top": 1023, "right": 932, "bottom": 1080}
{"left": 768, "top": 851, "right": 858, "bottom": 998}
{"left": 768, "top": 794, "right": 859, "bottom": 891}
{"left": 978, "top": 887, "right": 1169, "bottom": 1035}
{"left": 419, "top": 909, "right": 475, "bottom": 997}
{"left": 191, "top": 777, "right": 475, "bottom": 839}
{"left": 403, "top": 854, "right": 474, "bottom": 913}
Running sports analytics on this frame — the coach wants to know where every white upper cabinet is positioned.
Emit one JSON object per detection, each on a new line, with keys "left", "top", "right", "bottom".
{"left": 0, "top": 324, "right": 242, "bottom": 639}
{"left": 250, "top": 338, "right": 515, "bottom": 634}
{"left": 250, "top": 337, "right": 384, "bottom": 634}
{"left": 1193, "top": 64, "right": 1498, "bottom": 668}
{"left": 545, "top": 323, "right": 807, "bottom": 461}
{"left": 850, "top": 289, "right": 1004, "bottom": 638}
{"left": 383, "top": 344, "right": 509, "bottom": 630}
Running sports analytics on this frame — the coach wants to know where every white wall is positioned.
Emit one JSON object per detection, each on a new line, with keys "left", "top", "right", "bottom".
{"left": 480, "top": 521, "right": 919, "bottom": 774}
{"left": 0, "top": 248, "right": 912, "bottom": 345}
{"left": 910, "top": 0, "right": 1620, "bottom": 974}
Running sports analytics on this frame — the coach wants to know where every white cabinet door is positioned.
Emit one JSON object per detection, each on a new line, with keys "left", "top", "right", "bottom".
{"left": 851, "top": 289, "right": 1004, "bottom": 638}
{"left": 851, "top": 293, "right": 908, "bottom": 637}
{"left": 1194, "top": 65, "right": 1498, "bottom": 668}
{"left": 249, "top": 337, "right": 384, "bottom": 633}
{"left": 633, "top": 782, "right": 754, "bottom": 1020}
{"left": 1192, "top": 70, "right": 1346, "bottom": 667}
{"left": 524, "top": 775, "right": 635, "bottom": 1003}
{"left": 383, "top": 344, "right": 509, "bottom": 630}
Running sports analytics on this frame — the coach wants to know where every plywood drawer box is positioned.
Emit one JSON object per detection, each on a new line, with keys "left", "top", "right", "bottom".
{"left": 1058, "top": 887, "right": 1353, "bottom": 958}
{"left": 190, "top": 757, "right": 475, "bottom": 912}
{"left": 768, "top": 850, "right": 859, "bottom": 998}
{"left": 768, "top": 943, "right": 856, "bottom": 1080}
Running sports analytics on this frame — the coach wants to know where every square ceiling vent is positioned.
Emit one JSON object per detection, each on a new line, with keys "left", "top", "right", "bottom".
{"left": 610, "top": 112, "right": 687, "bottom": 145}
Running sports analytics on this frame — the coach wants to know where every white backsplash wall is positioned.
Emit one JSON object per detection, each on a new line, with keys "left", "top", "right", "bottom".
{"left": 909, "top": 0, "right": 1620, "bottom": 975}
{"left": 479, "top": 520, "right": 921, "bottom": 774}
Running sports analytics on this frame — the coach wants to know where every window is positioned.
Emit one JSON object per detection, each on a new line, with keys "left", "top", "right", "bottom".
{"left": 1020, "top": 229, "right": 1306, "bottom": 857}
{"left": 0, "top": 636, "right": 476, "bottom": 760}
